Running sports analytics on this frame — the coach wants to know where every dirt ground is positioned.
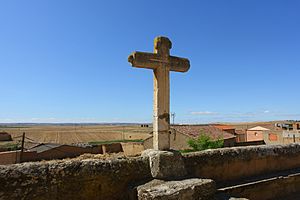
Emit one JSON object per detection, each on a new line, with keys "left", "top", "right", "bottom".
{"left": 0, "top": 125, "right": 152, "bottom": 148}
{"left": 0, "top": 121, "right": 287, "bottom": 149}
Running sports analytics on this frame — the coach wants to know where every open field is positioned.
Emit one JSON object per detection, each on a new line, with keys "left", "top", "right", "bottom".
{"left": 0, "top": 125, "right": 152, "bottom": 148}
{"left": 0, "top": 120, "right": 291, "bottom": 150}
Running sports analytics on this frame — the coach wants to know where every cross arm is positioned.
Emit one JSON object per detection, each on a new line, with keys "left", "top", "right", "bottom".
{"left": 128, "top": 51, "right": 159, "bottom": 70}
{"left": 168, "top": 55, "right": 190, "bottom": 72}
{"left": 128, "top": 51, "right": 190, "bottom": 72}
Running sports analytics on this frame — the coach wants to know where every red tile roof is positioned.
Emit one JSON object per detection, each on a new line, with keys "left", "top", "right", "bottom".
{"left": 171, "top": 125, "right": 236, "bottom": 140}
{"left": 213, "top": 125, "right": 235, "bottom": 130}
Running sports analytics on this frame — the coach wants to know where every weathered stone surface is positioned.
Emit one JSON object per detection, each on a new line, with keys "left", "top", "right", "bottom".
{"left": 0, "top": 157, "right": 151, "bottom": 200}
{"left": 137, "top": 178, "right": 215, "bottom": 200}
{"left": 2, "top": 144, "right": 300, "bottom": 199}
{"left": 183, "top": 144, "right": 300, "bottom": 182}
{"left": 216, "top": 192, "right": 249, "bottom": 200}
{"left": 218, "top": 169, "right": 300, "bottom": 200}
{"left": 128, "top": 52, "right": 190, "bottom": 72}
{"left": 128, "top": 36, "right": 190, "bottom": 150}
{"left": 142, "top": 149, "right": 187, "bottom": 179}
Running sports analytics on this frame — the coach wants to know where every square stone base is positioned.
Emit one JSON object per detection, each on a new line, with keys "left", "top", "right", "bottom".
{"left": 141, "top": 149, "right": 187, "bottom": 179}
{"left": 137, "top": 178, "right": 215, "bottom": 200}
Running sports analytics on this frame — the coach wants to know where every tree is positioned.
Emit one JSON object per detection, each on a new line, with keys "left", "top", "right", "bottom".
{"left": 187, "top": 132, "right": 224, "bottom": 152}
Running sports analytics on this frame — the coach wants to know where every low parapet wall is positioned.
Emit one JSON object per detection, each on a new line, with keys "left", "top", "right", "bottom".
{"left": 1, "top": 144, "right": 300, "bottom": 199}
{"left": 184, "top": 144, "right": 300, "bottom": 183}
{"left": 218, "top": 170, "right": 300, "bottom": 200}
{"left": 0, "top": 157, "right": 151, "bottom": 200}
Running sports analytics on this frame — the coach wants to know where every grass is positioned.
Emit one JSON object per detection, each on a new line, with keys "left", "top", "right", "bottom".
{"left": 0, "top": 142, "right": 21, "bottom": 151}
{"left": 89, "top": 139, "right": 144, "bottom": 145}
{"left": 179, "top": 149, "right": 198, "bottom": 153}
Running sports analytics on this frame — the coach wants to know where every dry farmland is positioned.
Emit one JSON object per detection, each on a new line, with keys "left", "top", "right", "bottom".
{"left": 0, "top": 125, "right": 152, "bottom": 148}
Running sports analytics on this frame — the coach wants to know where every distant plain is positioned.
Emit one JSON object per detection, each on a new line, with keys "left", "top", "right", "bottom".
{"left": 0, "top": 125, "right": 152, "bottom": 149}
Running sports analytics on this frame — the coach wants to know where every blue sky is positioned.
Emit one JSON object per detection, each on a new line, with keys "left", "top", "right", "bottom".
{"left": 0, "top": 1, "right": 299, "bottom": 123}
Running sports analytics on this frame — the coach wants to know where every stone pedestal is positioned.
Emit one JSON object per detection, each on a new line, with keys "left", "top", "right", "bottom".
{"left": 135, "top": 150, "right": 216, "bottom": 199}
{"left": 141, "top": 149, "right": 187, "bottom": 179}
{"left": 137, "top": 178, "right": 215, "bottom": 200}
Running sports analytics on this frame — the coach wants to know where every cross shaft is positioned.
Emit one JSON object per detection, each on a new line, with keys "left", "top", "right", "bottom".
{"left": 128, "top": 36, "right": 190, "bottom": 150}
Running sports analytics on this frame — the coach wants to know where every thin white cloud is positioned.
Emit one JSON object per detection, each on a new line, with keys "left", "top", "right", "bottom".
{"left": 190, "top": 111, "right": 219, "bottom": 116}
{"left": 273, "top": 113, "right": 300, "bottom": 117}
{"left": 190, "top": 110, "right": 273, "bottom": 118}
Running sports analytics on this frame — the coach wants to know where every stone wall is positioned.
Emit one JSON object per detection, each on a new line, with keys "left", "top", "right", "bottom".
{"left": 0, "top": 157, "right": 151, "bottom": 200}
{"left": 219, "top": 171, "right": 300, "bottom": 200}
{"left": 184, "top": 144, "right": 300, "bottom": 182}
{"left": 2, "top": 144, "right": 300, "bottom": 199}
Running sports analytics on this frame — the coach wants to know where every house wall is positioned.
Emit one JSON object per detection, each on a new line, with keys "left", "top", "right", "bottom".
{"left": 143, "top": 137, "right": 153, "bottom": 150}
{"left": 235, "top": 140, "right": 265, "bottom": 146}
{"left": 170, "top": 130, "right": 191, "bottom": 150}
{"left": 0, "top": 151, "right": 37, "bottom": 165}
{"left": 121, "top": 142, "right": 144, "bottom": 156}
{"left": 263, "top": 131, "right": 283, "bottom": 145}
{"left": 283, "top": 138, "right": 300, "bottom": 144}
{"left": 33, "top": 145, "right": 103, "bottom": 161}
{"left": 143, "top": 130, "right": 191, "bottom": 150}
{"left": 22, "top": 152, "right": 39, "bottom": 162}
{"left": 0, "top": 146, "right": 104, "bottom": 165}
{"left": 88, "top": 146, "right": 103, "bottom": 154}
{"left": 102, "top": 143, "right": 123, "bottom": 154}
{"left": 246, "top": 130, "right": 264, "bottom": 141}
{"left": 282, "top": 131, "right": 300, "bottom": 145}
{"left": 36, "top": 146, "right": 93, "bottom": 161}
{"left": 223, "top": 137, "right": 236, "bottom": 147}
{"left": 268, "top": 133, "right": 278, "bottom": 141}
{"left": 0, "top": 151, "right": 20, "bottom": 165}
{"left": 236, "top": 134, "right": 246, "bottom": 142}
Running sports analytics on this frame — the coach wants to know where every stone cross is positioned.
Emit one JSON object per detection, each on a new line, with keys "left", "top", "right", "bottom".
{"left": 128, "top": 36, "right": 190, "bottom": 150}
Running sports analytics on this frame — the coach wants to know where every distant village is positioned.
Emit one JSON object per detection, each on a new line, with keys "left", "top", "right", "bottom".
{"left": 0, "top": 120, "right": 299, "bottom": 165}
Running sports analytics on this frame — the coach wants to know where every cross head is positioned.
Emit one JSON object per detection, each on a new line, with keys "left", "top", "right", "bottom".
{"left": 128, "top": 36, "right": 190, "bottom": 150}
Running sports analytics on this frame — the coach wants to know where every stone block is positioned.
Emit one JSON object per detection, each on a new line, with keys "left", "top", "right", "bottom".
{"left": 141, "top": 149, "right": 187, "bottom": 179}
{"left": 137, "top": 178, "right": 215, "bottom": 200}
